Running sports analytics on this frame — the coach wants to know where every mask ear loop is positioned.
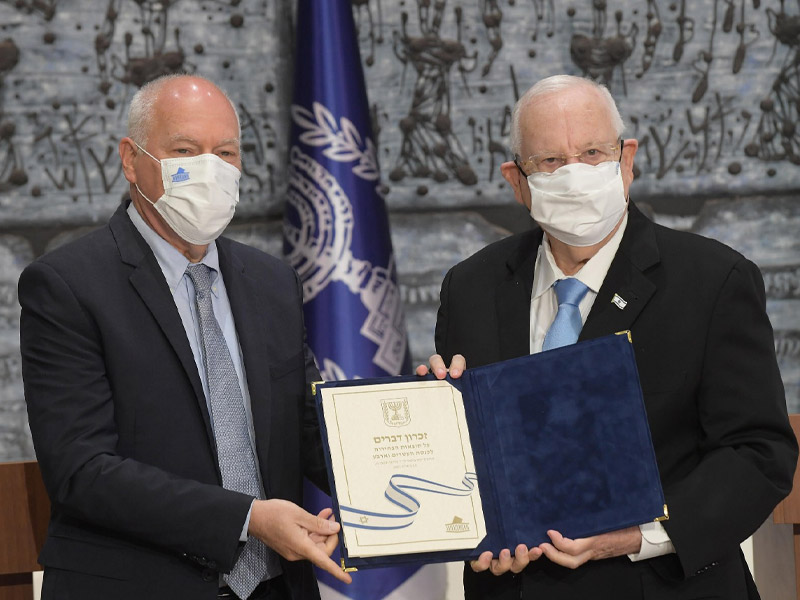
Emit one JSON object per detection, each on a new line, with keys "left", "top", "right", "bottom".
{"left": 134, "top": 183, "right": 158, "bottom": 207}
{"left": 134, "top": 142, "right": 162, "bottom": 165}
{"left": 132, "top": 143, "right": 162, "bottom": 206}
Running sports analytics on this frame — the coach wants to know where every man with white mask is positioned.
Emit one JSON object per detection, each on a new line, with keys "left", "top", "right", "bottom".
{"left": 420, "top": 75, "right": 797, "bottom": 599}
{"left": 19, "top": 74, "right": 351, "bottom": 600}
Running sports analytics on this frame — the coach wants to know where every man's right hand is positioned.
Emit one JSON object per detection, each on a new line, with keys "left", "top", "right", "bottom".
{"left": 248, "top": 499, "right": 352, "bottom": 584}
{"left": 415, "top": 353, "right": 466, "bottom": 379}
{"left": 470, "top": 545, "right": 543, "bottom": 575}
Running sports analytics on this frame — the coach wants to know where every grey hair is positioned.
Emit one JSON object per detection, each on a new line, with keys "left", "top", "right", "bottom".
{"left": 509, "top": 75, "right": 625, "bottom": 155}
{"left": 127, "top": 73, "right": 241, "bottom": 146}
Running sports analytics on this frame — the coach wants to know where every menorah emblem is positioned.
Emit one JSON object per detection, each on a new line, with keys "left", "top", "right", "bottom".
{"left": 381, "top": 398, "right": 411, "bottom": 427}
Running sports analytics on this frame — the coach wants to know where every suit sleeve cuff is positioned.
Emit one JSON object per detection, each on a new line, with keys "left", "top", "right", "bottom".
{"left": 627, "top": 521, "right": 675, "bottom": 562}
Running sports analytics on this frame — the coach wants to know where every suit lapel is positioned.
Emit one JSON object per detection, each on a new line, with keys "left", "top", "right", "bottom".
{"left": 109, "top": 205, "right": 217, "bottom": 455}
{"left": 216, "top": 239, "right": 273, "bottom": 494}
{"left": 496, "top": 230, "right": 542, "bottom": 360}
{"left": 580, "top": 203, "right": 660, "bottom": 341}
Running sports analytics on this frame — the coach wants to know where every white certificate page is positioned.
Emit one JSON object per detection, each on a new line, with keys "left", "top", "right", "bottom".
{"left": 320, "top": 379, "right": 487, "bottom": 558}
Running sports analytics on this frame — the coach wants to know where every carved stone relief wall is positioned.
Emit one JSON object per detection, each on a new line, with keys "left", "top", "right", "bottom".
{"left": 1, "top": 0, "right": 798, "bottom": 460}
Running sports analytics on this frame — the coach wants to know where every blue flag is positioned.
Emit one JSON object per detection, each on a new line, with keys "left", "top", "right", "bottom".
{"left": 283, "top": 1, "right": 444, "bottom": 598}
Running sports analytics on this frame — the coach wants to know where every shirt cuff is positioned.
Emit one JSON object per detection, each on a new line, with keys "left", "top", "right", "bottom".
{"left": 241, "top": 499, "right": 255, "bottom": 542}
{"left": 627, "top": 521, "right": 675, "bottom": 561}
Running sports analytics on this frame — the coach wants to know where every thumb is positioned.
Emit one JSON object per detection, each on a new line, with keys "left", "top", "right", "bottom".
{"left": 302, "top": 509, "right": 340, "bottom": 535}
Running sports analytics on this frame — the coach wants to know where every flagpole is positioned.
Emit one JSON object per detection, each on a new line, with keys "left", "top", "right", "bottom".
{"left": 283, "top": 1, "right": 445, "bottom": 598}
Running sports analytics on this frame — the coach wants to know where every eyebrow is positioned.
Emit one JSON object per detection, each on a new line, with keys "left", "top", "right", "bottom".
{"left": 167, "top": 135, "right": 240, "bottom": 148}
{"left": 167, "top": 135, "right": 200, "bottom": 145}
{"left": 528, "top": 140, "right": 617, "bottom": 155}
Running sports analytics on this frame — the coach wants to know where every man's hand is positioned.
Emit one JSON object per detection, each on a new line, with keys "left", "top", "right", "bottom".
{"left": 470, "top": 545, "right": 542, "bottom": 575}
{"left": 307, "top": 508, "right": 337, "bottom": 545}
{"left": 415, "top": 353, "right": 466, "bottom": 379}
{"left": 538, "top": 526, "right": 642, "bottom": 569}
{"left": 248, "top": 499, "right": 352, "bottom": 584}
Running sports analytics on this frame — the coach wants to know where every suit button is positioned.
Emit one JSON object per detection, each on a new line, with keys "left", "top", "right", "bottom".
{"left": 197, "top": 556, "right": 208, "bottom": 566}
{"left": 207, "top": 561, "right": 218, "bottom": 570}
{"left": 202, "top": 568, "right": 216, "bottom": 582}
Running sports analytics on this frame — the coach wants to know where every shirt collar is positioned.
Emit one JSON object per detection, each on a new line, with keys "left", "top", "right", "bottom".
{"left": 126, "top": 202, "right": 220, "bottom": 295}
{"left": 532, "top": 211, "right": 629, "bottom": 299}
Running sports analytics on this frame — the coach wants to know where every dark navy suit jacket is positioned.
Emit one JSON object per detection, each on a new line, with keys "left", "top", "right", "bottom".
{"left": 19, "top": 203, "right": 327, "bottom": 600}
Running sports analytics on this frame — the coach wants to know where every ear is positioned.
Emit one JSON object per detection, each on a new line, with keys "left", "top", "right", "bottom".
{"left": 501, "top": 161, "right": 529, "bottom": 208}
{"left": 620, "top": 138, "right": 638, "bottom": 198}
{"left": 119, "top": 137, "right": 138, "bottom": 184}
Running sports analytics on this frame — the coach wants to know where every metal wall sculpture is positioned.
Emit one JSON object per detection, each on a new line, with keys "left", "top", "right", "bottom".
{"left": 0, "top": 0, "right": 798, "bottom": 460}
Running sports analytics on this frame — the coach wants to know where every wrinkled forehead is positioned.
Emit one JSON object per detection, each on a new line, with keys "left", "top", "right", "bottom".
{"left": 518, "top": 87, "right": 618, "bottom": 154}
{"left": 150, "top": 85, "right": 240, "bottom": 147}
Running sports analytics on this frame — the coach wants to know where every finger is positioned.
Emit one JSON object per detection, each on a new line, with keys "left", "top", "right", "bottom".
{"left": 449, "top": 354, "right": 466, "bottom": 378}
{"left": 528, "top": 546, "right": 543, "bottom": 561}
{"left": 322, "top": 532, "right": 339, "bottom": 556}
{"left": 415, "top": 363, "right": 430, "bottom": 376}
{"left": 509, "top": 544, "right": 530, "bottom": 574}
{"left": 539, "top": 542, "right": 590, "bottom": 570}
{"left": 469, "top": 551, "right": 494, "bottom": 573}
{"left": 540, "top": 547, "right": 583, "bottom": 569}
{"left": 428, "top": 354, "right": 448, "bottom": 379}
{"left": 303, "top": 510, "right": 340, "bottom": 535}
{"left": 490, "top": 548, "right": 513, "bottom": 576}
{"left": 307, "top": 545, "right": 352, "bottom": 584}
{"left": 309, "top": 510, "right": 340, "bottom": 552}
{"left": 546, "top": 529, "right": 564, "bottom": 544}
{"left": 547, "top": 530, "right": 585, "bottom": 554}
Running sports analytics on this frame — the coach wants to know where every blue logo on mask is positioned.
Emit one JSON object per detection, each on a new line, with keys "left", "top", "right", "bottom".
{"left": 171, "top": 167, "right": 190, "bottom": 183}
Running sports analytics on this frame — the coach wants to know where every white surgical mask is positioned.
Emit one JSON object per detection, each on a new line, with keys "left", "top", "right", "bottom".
{"left": 134, "top": 144, "right": 241, "bottom": 245}
{"left": 526, "top": 161, "right": 626, "bottom": 247}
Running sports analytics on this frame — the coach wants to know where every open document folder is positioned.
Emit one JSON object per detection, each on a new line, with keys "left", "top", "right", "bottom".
{"left": 313, "top": 332, "right": 668, "bottom": 571}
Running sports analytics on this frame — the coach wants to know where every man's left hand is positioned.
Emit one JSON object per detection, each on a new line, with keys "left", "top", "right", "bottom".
{"left": 538, "top": 526, "right": 642, "bottom": 569}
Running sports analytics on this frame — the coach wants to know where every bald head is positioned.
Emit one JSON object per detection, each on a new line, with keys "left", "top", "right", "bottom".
{"left": 127, "top": 74, "right": 241, "bottom": 146}
{"left": 509, "top": 75, "right": 624, "bottom": 156}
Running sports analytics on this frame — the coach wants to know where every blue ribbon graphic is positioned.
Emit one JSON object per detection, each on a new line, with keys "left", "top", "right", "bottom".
{"left": 341, "top": 472, "right": 479, "bottom": 530}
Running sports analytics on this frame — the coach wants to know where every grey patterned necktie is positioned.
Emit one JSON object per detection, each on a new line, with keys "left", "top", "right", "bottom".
{"left": 186, "top": 263, "right": 272, "bottom": 599}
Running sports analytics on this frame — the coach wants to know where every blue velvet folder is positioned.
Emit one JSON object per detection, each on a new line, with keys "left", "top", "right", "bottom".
{"left": 313, "top": 332, "right": 667, "bottom": 571}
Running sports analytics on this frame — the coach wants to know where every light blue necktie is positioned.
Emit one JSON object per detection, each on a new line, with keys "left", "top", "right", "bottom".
{"left": 542, "top": 278, "right": 590, "bottom": 351}
{"left": 186, "top": 263, "right": 275, "bottom": 599}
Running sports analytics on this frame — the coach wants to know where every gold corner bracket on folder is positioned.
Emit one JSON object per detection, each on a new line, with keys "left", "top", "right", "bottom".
{"left": 655, "top": 504, "right": 670, "bottom": 522}
{"left": 615, "top": 330, "right": 633, "bottom": 343}
{"left": 340, "top": 558, "right": 358, "bottom": 573}
{"left": 311, "top": 380, "right": 325, "bottom": 395}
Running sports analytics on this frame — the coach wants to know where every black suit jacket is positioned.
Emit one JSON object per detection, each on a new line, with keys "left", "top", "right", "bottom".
{"left": 435, "top": 203, "right": 797, "bottom": 600}
{"left": 19, "top": 203, "right": 327, "bottom": 600}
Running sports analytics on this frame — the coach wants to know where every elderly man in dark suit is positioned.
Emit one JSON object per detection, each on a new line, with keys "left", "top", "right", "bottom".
{"left": 19, "top": 74, "right": 351, "bottom": 600}
{"left": 422, "top": 74, "right": 797, "bottom": 599}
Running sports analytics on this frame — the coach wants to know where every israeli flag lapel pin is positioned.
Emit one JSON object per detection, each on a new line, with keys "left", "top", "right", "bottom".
{"left": 612, "top": 293, "right": 628, "bottom": 310}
